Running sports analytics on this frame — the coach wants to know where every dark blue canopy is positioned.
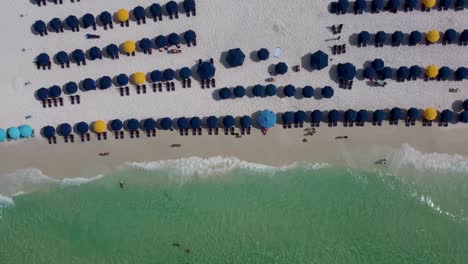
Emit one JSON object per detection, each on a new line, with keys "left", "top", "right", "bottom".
{"left": 219, "top": 88, "right": 232, "bottom": 99}
{"left": 252, "top": 85, "right": 265, "bottom": 97}
{"left": 207, "top": 116, "right": 218, "bottom": 128}
{"left": 460, "top": 111, "right": 468, "bottom": 123}
{"left": 106, "top": 44, "right": 119, "bottom": 57}
{"left": 283, "top": 85, "right": 296, "bottom": 97}
{"left": 257, "top": 48, "right": 270, "bottom": 61}
{"left": 163, "top": 69, "right": 176, "bottom": 81}
{"left": 302, "top": 86, "right": 314, "bottom": 98}
{"left": 390, "top": 107, "right": 405, "bottom": 120}
{"left": 464, "top": 99, "right": 468, "bottom": 111}
{"left": 126, "top": 119, "right": 140, "bottom": 131}
{"left": 329, "top": 110, "right": 341, "bottom": 122}
{"left": 337, "top": 63, "right": 357, "bottom": 81}
{"left": 150, "top": 70, "right": 163, "bottom": 82}
{"left": 89, "top": 47, "right": 102, "bottom": 60}
{"left": 177, "top": 117, "right": 189, "bottom": 130}
{"left": 407, "top": 108, "right": 421, "bottom": 120}
{"left": 311, "top": 110, "right": 323, "bottom": 123}
{"left": 133, "top": 6, "right": 146, "bottom": 20}
{"left": 37, "top": 53, "right": 50, "bottom": 66}
{"left": 190, "top": 117, "right": 202, "bottom": 129}
{"left": 295, "top": 111, "right": 307, "bottom": 123}
{"left": 357, "top": 110, "right": 369, "bottom": 122}
{"left": 372, "top": 59, "right": 385, "bottom": 71}
{"left": 226, "top": 48, "right": 246, "bottom": 67}
{"left": 265, "top": 84, "right": 277, "bottom": 96}
{"left": 55, "top": 51, "right": 69, "bottom": 64}
{"left": 183, "top": 0, "right": 196, "bottom": 12}
{"left": 49, "top": 18, "right": 62, "bottom": 32}
{"left": 34, "top": 20, "right": 46, "bottom": 34}
{"left": 179, "top": 67, "right": 192, "bottom": 79}
{"left": 223, "top": 116, "right": 236, "bottom": 128}
{"left": 322, "top": 86, "right": 334, "bottom": 98}
{"left": 282, "top": 112, "right": 295, "bottom": 124}
{"left": 117, "top": 74, "right": 129, "bottom": 86}
{"left": 155, "top": 35, "right": 168, "bottom": 48}
{"left": 150, "top": 3, "right": 162, "bottom": 17}
{"left": 373, "top": 0, "right": 385, "bottom": 11}
{"left": 197, "top": 62, "right": 216, "bottom": 80}
{"left": 240, "top": 116, "right": 252, "bottom": 128}
{"left": 410, "top": 65, "right": 423, "bottom": 79}
{"left": 160, "top": 118, "right": 173, "bottom": 130}
{"left": 143, "top": 118, "right": 157, "bottom": 131}
{"left": 59, "top": 123, "right": 72, "bottom": 136}
{"left": 139, "top": 38, "right": 152, "bottom": 50}
{"left": 438, "top": 66, "right": 452, "bottom": 80}
{"left": 166, "top": 1, "right": 179, "bottom": 14}
{"left": 82, "top": 78, "right": 97, "bottom": 91}
{"left": 75, "top": 122, "right": 89, "bottom": 135}
{"left": 43, "top": 126, "right": 56, "bottom": 138}
{"left": 373, "top": 110, "right": 386, "bottom": 122}
{"left": 397, "top": 66, "right": 410, "bottom": 79}
{"left": 310, "top": 50, "right": 328, "bottom": 70}
{"left": 99, "top": 76, "right": 112, "bottom": 89}
{"left": 345, "top": 109, "right": 357, "bottom": 122}
{"left": 49, "top": 85, "right": 61, "bottom": 98}
{"left": 65, "top": 81, "right": 78, "bottom": 94}
{"left": 167, "top": 33, "right": 180, "bottom": 46}
{"left": 387, "top": 0, "right": 401, "bottom": 9}
{"left": 337, "top": 0, "right": 350, "bottom": 13}
{"left": 444, "top": 29, "right": 457, "bottom": 44}
{"left": 440, "top": 0, "right": 452, "bottom": 8}
{"left": 440, "top": 109, "right": 454, "bottom": 122}
{"left": 275, "top": 62, "right": 288, "bottom": 75}
{"left": 381, "top": 67, "right": 393, "bottom": 80}
{"left": 406, "top": 0, "right": 418, "bottom": 8}
{"left": 65, "top": 15, "right": 79, "bottom": 29}
{"left": 355, "top": 0, "right": 367, "bottom": 11}
{"left": 99, "top": 11, "right": 112, "bottom": 25}
{"left": 82, "top": 13, "right": 95, "bottom": 28}
{"left": 184, "top": 30, "right": 197, "bottom": 43}
{"left": 456, "top": 67, "right": 468, "bottom": 80}
{"left": 409, "top": 31, "right": 422, "bottom": 45}
{"left": 234, "top": 86, "right": 246, "bottom": 97}
{"left": 36, "top": 88, "right": 49, "bottom": 100}
{"left": 364, "top": 67, "right": 377, "bottom": 79}
{"left": 72, "top": 49, "right": 85, "bottom": 62}
{"left": 460, "top": 30, "right": 468, "bottom": 43}
{"left": 392, "top": 31, "right": 404, "bottom": 45}
{"left": 375, "top": 31, "right": 387, "bottom": 44}
{"left": 111, "top": 119, "right": 123, "bottom": 131}
{"left": 358, "top": 31, "right": 371, "bottom": 44}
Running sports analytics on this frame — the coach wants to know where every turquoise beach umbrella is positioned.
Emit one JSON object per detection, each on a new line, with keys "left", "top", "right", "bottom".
{"left": 258, "top": 110, "right": 276, "bottom": 129}
{"left": 7, "top": 127, "right": 20, "bottom": 140}
{"left": 0, "top": 128, "right": 5, "bottom": 142}
{"left": 19, "top": 125, "right": 33, "bottom": 138}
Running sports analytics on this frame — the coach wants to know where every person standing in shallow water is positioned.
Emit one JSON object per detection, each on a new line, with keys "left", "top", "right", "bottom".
{"left": 120, "top": 180, "right": 125, "bottom": 188}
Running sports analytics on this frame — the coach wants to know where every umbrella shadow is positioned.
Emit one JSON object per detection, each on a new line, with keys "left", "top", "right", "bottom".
{"left": 218, "top": 51, "right": 230, "bottom": 68}
{"left": 267, "top": 64, "right": 277, "bottom": 76}
{"left": 328, "top": 64, "right": 339, "bottom": 84}
{"left": 211, "top": 89, "right": 223, "bottom": 101}
{"left": 250, "top": 50, "right": 260, "bottom": 62}
{"left": 30, "top": 24, "right": 42, "bottom": 36}
{"left": 314, "top": 88, "right": 324, "bottom": 100}
{"left": 301, "top": 53, "right": 315, "bottom": 72}
{"left": 356, "top": 69, "right": 365, "bottom": 81}
{"left": 348, "top": 33, "right": 359, "bottom": 47}
{"left": 452, "top": 100, "right": 464, "bottom": 112}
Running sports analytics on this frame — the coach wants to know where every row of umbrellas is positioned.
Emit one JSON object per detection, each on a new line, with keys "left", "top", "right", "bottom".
{"left": 33, "top": 0, "right": 196, "bottom": 35}
{"left": 334, "top": 0, "right": 465, "bottom": 14}
{"left": 0, "top": 125, "right": 33, "bottom": 142}
{"left": 218, "top": 85, "right": 334, "bottom": 99}
{"left": 358, "top": 29, "right": 468, "bottom": 46}
{"left": 225, "top": 48, "right": 271, "bottom": 67}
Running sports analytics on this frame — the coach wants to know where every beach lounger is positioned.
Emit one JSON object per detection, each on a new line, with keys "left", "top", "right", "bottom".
{"left": 120, "top": 87, "right": 124, "bottom": 96}
{"left": 171, "top": 82, "right": 175, "bottom": 91}
{"left": 76, "top": 95, "right": 80, "bottom": 104}
{"left": 208, "top": 128, "right": 212, "bottom": 135}
{"left": 211, "top": 79, "right": 216, "bottom": 87}
{"left": 198, "top": 128, "right": 202, "bottom": 135}
{"left": 64, "top": 136, "right": 68, "bottom": 143}
{"left": 59, "top": 97, "right": 63, "bottom": 106}
{"left": 130, "top": 131, "right": 134, "bottom": 138}
{"left": 120, "top": 131, "right": 124, "bottom": 139}
{"left": 115, "top": 132, "right": 119, "bottom": 139}
{"left": 215, "top": 128, "right": 219, "bottom": 135}
{"left": 158, "top": 83, "right": 162, "bottom": 92}
{"left": 188, "top": 79, "right": 192, "bottom": 88}
{"left": 152, "top": 129, "right": 156, "bottom": 137}
{"left": 142, "top": 85, "right": 147, "bottom": 94}
{"left": 53, "top": 137, "right": 57, "bottom": 144}
{"left": 247, "top": 127, "right": 251, "bottom": 135}
{"left": 147, "top": 131, "right": 152, "bottom": 137}
{"left": 97, "top": 134, "right": 101, "bottom": 141}
{"left": 125, "top": 87, "right": 130, "bottom": 96}
{"left": 201, "top": 80, "right": 205, "bottom": 89}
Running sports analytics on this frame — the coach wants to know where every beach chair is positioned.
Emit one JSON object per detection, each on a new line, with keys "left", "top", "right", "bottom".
{"left": 211, "top": 79, "right": 216, "bottom": 87}
{"left": 188, "top": 79, "right": 192, "bottom": 88}
{"left": 120, "top": 87, "right": 124, "bottom": 96}
{"left": 125, "top": 87, "right": 130, "bottom": 96}
{"left": 114, "top": 132, "right": 119, "bottom": 139}
{"left": 208, "top": 128, "right": 212, "bottom": 135}
{"left": 171, "top": 82, "right": 175, "bottom": 91}
{"left": 120, "top": 131, "right": 124, "bottom": 139}
{"left": 152, "top": 129, "right": 156, "bottom": 137}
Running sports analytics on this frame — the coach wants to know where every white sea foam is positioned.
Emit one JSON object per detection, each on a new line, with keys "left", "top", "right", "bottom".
{"left": 416, "top": 194, "right": 457, "bottom": 220}
{"left": 0, "top": 194, "right": 14, "bottom": 219}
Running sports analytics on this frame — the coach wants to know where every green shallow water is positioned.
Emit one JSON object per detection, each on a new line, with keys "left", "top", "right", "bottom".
{"left": 1, "top": 166, "right": 468, "bottom": 263}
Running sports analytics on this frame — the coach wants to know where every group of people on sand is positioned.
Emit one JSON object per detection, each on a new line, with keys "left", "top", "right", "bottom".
{"left": 98, "top": 152, "right": 110, "bottom": 156}
{"left": 302, "top": 128, "right": 316, "bottom": 142}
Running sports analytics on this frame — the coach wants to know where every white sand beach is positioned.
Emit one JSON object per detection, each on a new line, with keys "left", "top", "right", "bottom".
{"left": 0, "top": 0, "right": 467, "bottom": 178}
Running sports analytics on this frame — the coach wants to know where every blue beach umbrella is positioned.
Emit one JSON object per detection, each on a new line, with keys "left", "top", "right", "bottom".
{"left": 459, "top": 111, "right": 468, "bottom": 123}
{"left": 42, "top": 126, "right": 56, "bottom": 138}
{"left": 438, "top": 66, "right": 452, "bottom": 80}
{"left": 49, "top": 85, "right": 61, "bottom": 98}
{"left": 155, "top": 35, "right": 168, "bottom": 49}
{"left": 183, "top": 0, "right": 196, "bottom": 12}
{"left": 7, "top": 127, "right": 20, "bottom": 140}
{"left": 337, "top": 0, "right": 350, "bottom": 13}
{"left": 407, "top": 108, "right": 421, "bottom": 120}
{"left": 163, "top": 68, "right": 176, "bottom": 81}
{"left": 387, "top": 0, "right": 401, "bottom": 10}
{"left": 126, "top": 119, "right": 140, "bottom": 131}
{"left": 440, "top": 109, "right": 455, "bottom": 123}
{"left": 65, "top": 15, "right": 79, "bottom": 30}
{"left": 257, "top": 48, "right": 270, "bottom": 61}
{"left": 49, "top": 18, "right": 62, "bottom": 32}
{"left": 82, "top": 78, "right": 97, "bottom": 91}
{"left": 345, "top": 109, "right": 357, "bottom": 123}
{"left": 55, "top": 51, "right": 69, "bottom": 65}
{"left": 364, "top": 67, "right": 377, "bottom": 79}
{"left": 219, "top": 88, "right": 232, "bottom": 99}
{"left": 310, "top": 50, "right": 328, "bottom": 70}
{"left": 390, "top": 107, "right": 405, "bottom": 120}
{"left": 139, "top": 38, "right": 153, "bottom": 51}
{"left": 197, "top": 62, "right": 216, "bottom": 80}
{"left": 392, "top": 31, "right": 404, "bottom": 45}
{"left": 372, "top": 0, "right": 385, "bottom": 12}
{"left": 240, "top": 116, "right": 252, "bottom": 128}
{"left": 99, "top": 76, "right": 112, "bottom": 89}
{"left": 159, "top": 118, "right": 173, "bottom": 130}
{"left": 206, "top": 116, "right": 218, "bottom": 129}
{"left": 179, "top": 67, "right": 192, "bottom": 79}
{"left": 166, "top": 1, "right": 179, "bottom": 14}
{"left": 150, "top": 70, "right": 163, "bottom": 82}
{"left": 72, "top": 49, "right": 85, "bottom": 63}
{"left": 0, "top": 128, "right": 6, "bottom": 142}
{"left": 226, "top": 48, "right": 246, "bottom": 67}
{"left": 82, "top": 13, "right": 95, "bottom": 28}
{"left": 190, "top": 117, "right": 202, "bottom": 129}
{"left": 223, "top": 116, "right": 236, "bottom": 128}
{"left": 321, "top": 86, "right": 334, "bottom": 98}
{"left": 357, "top": 110, "right": 370, "bottom": 123}
{"left": 397, "top": 66, "right": 410, "bottom": 80}
{"left": 460, "top": 30, "right": 468, "bottom": 43}
{"left": 150, "top": 3, "right": 162, "bottom": 18}
{"left": 275, "top": 62, "right": 288, "bottom": 75}
{"left": 111, "top": 119, "right": 123, "bottom": 131}
{"left": 295, "top": 111, "right": 307, "bottom": 123}
{"left": 328, "top": 110, "right": 341, "bottom": 123}
{"left": 410, "top": 65, "right": 423, "bottom": 79}
{"left": 375, "top": 31, "right": 387, "bottom": 45}
{"left": 406, "top": 0, "right": 419, "bottom": 9}
{"left": 358, "top": 31, "right": 371, "bottom": 45}
{"left": 36, "top": 88, "right": 49, "bottom": 100}
{"left": 99, "top": 11, "right": 112, "bottom": 26}
{"left": 143, "top": 118, "right": 157, "bottom": 131}
{"left": 19, "top": 125, "right": 33, "bottom": 138}
{"left": 444, "top": 29, "right": 457, "bottom": 44}
{"left": 37, "top": 53, "right": 50, "bottom": 67}
{"left": 464, "top": 99, "right": 468, "bottom": 111}
{"left": 252, "top": 85, "right": 266, "bottom": 97}
{"left": 311, "top": 110, "right": 323, "bottom": 123}
{"left": 89, "top": 47, "right": 102, "bottom": 60}
{"left": 167, "top": 33, "right": 180, "bottom": 46}
{"left": 65, "top": 81, "right": 78, "bottom": 94}
{"left": 75, "top": 122, "right": 89, "bottom": 135}
{"left": 456, "top": 67, "right": 468, "bottom": 80}
{"left": 258, "top": 110, "right": 276, "bottom": 129}
{"left": 265, "top": 84, "right": 277, "bottom": 97}
{"left": 372, "top": 58, "right": 385, "bottom": 71}
{"left": 409, "top": 31, "right": 422, "bottom": 45}
{"left": 105, "top": 44, "right": 119, "bottom": 58}
{"left": 302, "top": 86, "right": 314, "bottom": 98}
{"left": 337, "top": 63, "right": 356, "bottom": 81}
{"left": 283, "top": 85, "right": 296, "bottom": 97}
{"left": 184, "top": 30, "right": 197, "bottom": 44}
{"left": 381, "top": 67, "right": 393, "bottom": 80}
{"left": 133, "top": 6, "right": 146, "bottom": 20}
{"left": 282, "top": 112, "right": 295, "bottom": 124}
{"left": 355, "top": 0, "right": 367, "bottom": 12}
{"left": 117, "top": 74, "right": 129, "bottom": 86}
{"left": 58, "top": 123, "right": 72, "bottom": 136}
{"left": 33, "top": 20, "right": 46, "bottom": 34}
{"left": 373, "top": 110, "right": 386, "bottom": 122}
{"left": 234, "top": 86, "right": 246, "bottom": 98}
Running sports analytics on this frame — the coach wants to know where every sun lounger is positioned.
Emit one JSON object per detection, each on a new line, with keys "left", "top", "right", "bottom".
{"left": 215, "top": 128, "right": 219, "bottom": 135}
{"left": 120, "top": 131, "right": 124, "bottom": 139}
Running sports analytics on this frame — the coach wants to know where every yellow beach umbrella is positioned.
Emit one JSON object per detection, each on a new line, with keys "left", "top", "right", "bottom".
{"left": 422, "top": 0, "right": 436, "bottom": 8}
{"left": 426, "top": 30, "right": 440, "bottom": 43}
{"left": 122, "top": 40, "right": 136, "bottom": 54}
{"left": 132, "top": 72, "right": 146, "bottom": 85}
{"left": 116, "top": 9, "right": 130, "bottom": 22}
{"left": 425, "top": 65, "right": 439, "bottom": 78}
{"left": 93, "top": 120, "right": 107, "bottom": 133}
{"left": 423, "top": 108, "right": 437, "bottom": 121}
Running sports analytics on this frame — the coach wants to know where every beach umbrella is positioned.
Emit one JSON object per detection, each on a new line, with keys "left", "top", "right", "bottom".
{"left": 234, "top": 86, "right": 246, "bottom": 98}
{"left": 265, "top": 84, "right": 277, "bottom": 96}
{"left": 93, "top": 120, "right": 107, "bottom": 133}
{"left": 139, "top": 38, "right": 153, "bottom": 51}
{"left": 397, "top": 66, "right": 410, "bottom": 80}
{"left": 150, "top": 3, "right": 162, "bottom": 18}
{"left": 345, "top": 109, "right": 357, "bottom": 123}
{"left": 423, "top": 108, "right": 437, "bottom": 121}
{"left": 49, "top": 85, "right": 61, "bottom": 98}
{"left": 337, "top": 63, "right": 356, "bottom": 81}
{"left": 111, "top": 119, "right": 123, "bottom": 131}
{"left": 302, "top": 86, "right": 314, "bottom": 98}
{"left": 239, "top": 116, "right": 252, "bottom": 128}
{"left": 252, "top": 85, "right": 266, "bottom": 97}
{"left": 132, "top": 72, "right": 146, "bottom": 85}
{"left": 425, "top": 65, "right": 438, "bottom": 78}
{"left": 337, "top": 0, "right": 350, "bottom": 13}
{"left": 381, "top": 67, "right": 393, "bottom": 80}
{"left": 37, "top": 53, "right": 50, "bottom": 67}
{"left": 282, "top": 112, "right": 295, "bottom": 124}
{"left": 444, "top": 29, "right": 457, "bottom": 44}
{"left": 133, "top": 6, "right": 146, "bottom": 20}
{"left": 150, "top": 70, "right": 163, "bottom": 82}
{"left": 19, "top": 125, "right": 33, "bottom": 138}
{"left": 459, "top": 111, "right": 468, "bottom": 123}
{"left": 258, "top": 110, "right": 276, "bottom": 129}
{"left": 328, "top": 110, "right": 341, "bottom": 123}
{"left": 49, "top": 18, "right": 62, "bottom": 32}
{"left": 464, "top": 99, "right": 468, "bottom": 111}
{"left": 223, "top": 116, "right": 236, "bottom": 128}
{"left": 310, "top": 50, "right": 328, "bottom": 70}
{"left": 311, "top": 110, "right": 323, "bottom": 123}
{"left": 358, "top": 31, "right": 371, "bottom": 45}
{"left": 58, "top": 123, "right": 72, "bottom": 136}
{"left": 275, "top": 62, "right": 288, "bottom": 75}
{"left": 184, "top": 30, "right": 197, "bottom": 44}
{"left": 89, "top": 47, "right": 102, "bottom": 60}
{"left": 364, "top": 67, "right": 377, "bottom": 79}
{"left": 143, "top": 118, "right": 157, "bottom": 131}
{"left": 168, "top": 33, "right": 180, "bottom": 46}
{"left": 440, "top": 109, "right": 455, "bottom": 123}
{"left": 99, "top": 11, "right": 112, "bottom": 26}
{"left": 373, "top": 110, "right": 386, "bottom": 122}
{"left": 455, "top": 67, "right": 468, "bottom": 80}
{"left": 295, "top": 111, "right": 307, "bottom": 123}
{"left": 179, "top": 67, "right": 192, "bottom": 79}
{"left": 65, "top": 15, "right": 79, "bottom": 30}
{"left": 7, "top": 127, "right": 20, "bottom": 140}
{"left": 219, "top": 88, "right": 232, "bottom": 99}
{"left": 357, "top": 110, "right": 370, "bottom": 123}
{"left": 82, "top": 13, "right": 95, "bottom": 28}
{"left": 82, "top": 78, "right": 97, "bottom": 91}
{"left": 64, "top": 81, "right": 78, "bottom": 94}
{"left": 438, "top": 66, "right": 452, "bottom": 80}
{"left": 117, "top": 74, "right": 129, "bottom": 86}
{"left": 392, "top": 31, "right": 404, "bottom": 45}
{"left": 461, "top": 30, "right": 468, "bottom": 43}
{"left": 390, "top": 107, "right": 405, "bottom": 120}
{"left": 75, "top": 122, "right": 89, "bottom": 135}
{"left": 226, "top": 48, "right": 246, "bottom": 67}
{"left": 387, "top": 0, "right": 401, "bottom": 9}
{"left": 42, "top": 126, "right": 56, "bottom": 138}
{"left": 190, "top": 117, "right": 202, "bottom": 129}
{"left": 0, "top": 128, "right": 5, "bottom": 142}
{"left": 105, "top": 44, "right": 119, "bottom": 58}
{"left": 371, "top": 59, "right": 385, "bottom": 71}
{"left": 372, "top": 0, "right": 385, "bottom": 11}
{"left": 155, "top": 35, "right": 168, "bottom": 49}
{"left": 410, "top": 65, "right": 423, "bottom": 79}
{"left": 36, "top": 88, "right": 49, "bottom": 100}
{"left": 197, "top": 62, "right": 216, "bottom": 80}
{"left": 321, "top": 86, "right": 334, "bottom": 98}
{"left": 375, "top": 31, "right": 387, "bottom": 45}
{"left": 99, "top": 76, "right": 112, "bottom": 89}
{"left": 426, "top": 30, "right": 440, "bottom": 43}
{"left": 422, "top": 0, "right": 436, "bottom": 8}
{"left": 116, "top": 9, "right": 130, "bottom": 23}
{"left": 159, "top": 118, "right": 173, "bottom": 130}
{"left": 55, "top": 51, "right": 69, "bottom": 65}
{"left": 183, "top": 0, "right": 196, "bottom": 12}
{"left": 407, "top": 108, "right": 421, "bottom": 120}
{"left": 409, "top": 31, "right": 422, "bottom": 45}
{"left": 163, "top": 69, "right": 176, "bottom": 81}
{"left": 257, "top": 48, "right": 270, "bottom": 61}
{"left": 206, "top": 116, "right": 218, "bottom": 129}
{"left": 355, "top": 0, "right": 367, "bottom": 12}
{"left": 126, "top": 119, "right": 140, "bottom": 131}
{"left": 283, "top": 85, "right": 296, "bottom": 97}
{"left": 122, "top": 40, "right": 136, "bottom": 54}
{"left": 166, "top": 1, "right": 179, "bottom": 14}
{"left": 71, "top": 49, "right": 85, "bottom": 63}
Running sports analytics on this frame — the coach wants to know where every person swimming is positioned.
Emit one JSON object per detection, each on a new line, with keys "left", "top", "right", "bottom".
{"left": 119, "top": 180, "right": 124, "bottom": 188}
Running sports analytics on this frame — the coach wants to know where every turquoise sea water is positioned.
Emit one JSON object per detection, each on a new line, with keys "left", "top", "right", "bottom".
{"left": 1, "top": 162, "right": 468, "bottom": 263}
